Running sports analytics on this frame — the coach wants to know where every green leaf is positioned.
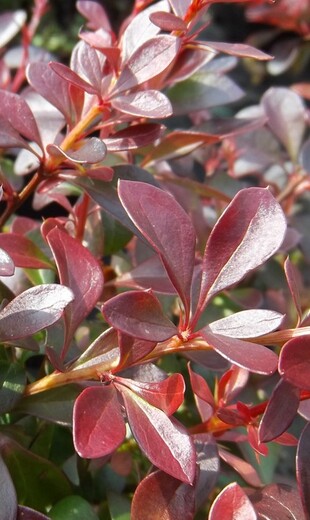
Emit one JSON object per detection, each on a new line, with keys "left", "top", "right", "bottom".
{"left": 102, "top": 212, "right": 132, "bottom": 255}
{"left": 49, "top": 495, "right": 99, "bottom": 520}
{"left": 0, "top": 360, "right": 26, "bottom": 414}
{"left": 107, "top": 491, "right": 131, "bottom": 520}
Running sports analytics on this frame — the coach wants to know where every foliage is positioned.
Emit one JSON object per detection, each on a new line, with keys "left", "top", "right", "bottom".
{"left": 0, "top": 0, "right": 309, "bottom": 518}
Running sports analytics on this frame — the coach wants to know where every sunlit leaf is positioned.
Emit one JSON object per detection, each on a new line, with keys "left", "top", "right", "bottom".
{"left": 209, "top": 309, "right": 284, "bottom": 338}
{"left": 209, "top": 482, "right": 257, "bottom": 519}
{"left": 279, "top": 336, "right": 310, "bottom": 390}
{"left": 0, "top": 233, "right": 53, "bottom": 270}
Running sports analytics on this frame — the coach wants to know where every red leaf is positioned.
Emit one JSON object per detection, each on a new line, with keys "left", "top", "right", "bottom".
{"left": 188, "top": 364, "right": 215, "bottom": 420}
{"left": 115, "top": 373, "right": 185, "bottom": 415}
{"left": 209, "top": 309, "right": 284, "bottom": 338}
{"left": 118, "top": 181, "right": 196, "bottom": 319}
{"left": 114, "top": 35, "right": 180, "bottom": 93}
{"left": 49, "top": 62, "right": 98, "bottom": 95}
{"left": 247, "top": 483, "right": 306, "bottom": 520}
{"left": 111, "top": 90, "right": 172, "bottom": 118}
{"left": 193, "top": 433, "right": 220, "bottom": 508}
{"left": 131, "top": 470, "right": 195, "bottom": 520}
{"left": 196, "top": 187, "right": 286, "bottom": 312}
{"left": 120, "top": 386, "right": 196, "bottom": 484}
{"left": 73, "top": 386, "right": 126, "bottom": 458}
{"left": 45, "top": 227, "right": 104, "bottom": 357}
{"left": 16, "top": 506, "right": 50, "bottom": 520}
{"left": 279, "top": 335, "right": 310, "bottom": 390}
{"left": 0, "top": 284, "right": 74, "bottom": 342}
{"left": 209, "top": 482, "right": 257, "bottom": 519}
{"left": 0, "top": 233, "right": 53, "bottom": 270}
{"left": 218, "top": 448, "right": 263, "bottom": 487}
{"left": 102, "top": 290, "right": 177, "bottom": 342}
{"left": 0, "top": 90, "right": 42, "bottom": 147}
{"left": 149, "top": 11, "right": 187, "bottom": 31}
{"left": 118, "top": 333, "right": 157, "bottom": 369}
{"left": 114, "top": 255, "right": 177, "bottom": 294}
{"left": 0, "top": 248, "right": 14, "bottom": 276}
{"left": 200, "top": 328, "right": 278, "bottom": 375}
{"left": 70, "top": 41, "right": 106, "bottom": 94}
{"left": 297, "top": 422, "right": 310, "bottom": 518}
{"left": 202, "top": 41, "right": 272, "bottom": 61}
{"left": 104, "top": 123, "right": 164, "bottom": 152}
{"left": 259, "top": 378, "right": 299, "bottom": 443}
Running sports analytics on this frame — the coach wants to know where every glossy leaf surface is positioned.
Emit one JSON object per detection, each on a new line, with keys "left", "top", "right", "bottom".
{"left": 0, "top": 233, "right": 53, "bottom": 270}
{"left": 112, "top": 90, "right": 172, "bottom": 118}
{"left": 0, "top": 248, "right": 14, "bottom": 276}
{"left": 209, "top": 482, "right": 257, "bottom": 519}
{"left": 208, "top": 309, "right": 283, "bottom": 338}
{"left": 247, "top": 483, "right": 306, "bottom": 520}
{"left": 279, "top": 336, "right": 310, "bottom": 390}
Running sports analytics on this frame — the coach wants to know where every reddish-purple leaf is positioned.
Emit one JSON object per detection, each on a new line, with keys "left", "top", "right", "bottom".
{"left": 45, "top": 227, "right": 104, "bottom": 356}
{"left": 0, "top": 116, "right": 33, "bottom": 150}
{"left": 76, "top": 0, "right": 111, "bottom": 31}
{"left": 201, "top": 41, "right": 273, "bottom": 60}
{"left": 209, "top": 482, "right": 257, "bottom": 519}
{"left": 0, "top": 10, "right": 26, "bottom": 47}
{"left": 47, "top": 137, "right": 106, "bottom": 164}
{"left": 0, "top": 233, "right": 53, "bottom": 270}
{"left": 114, "top": 255, "right": 177, "bottom": 294}
{"left": 49, "top": 62, "right": 98, "bottom": 95}
{"left": 104, "top": 123, "right": 164, "bottom": 152}
{"left": 218, "top": 448, "right": 263, "bottom": 487}
{"left": 70, "top": 41, "right": 105, "bottom": 94}
{"left": 149, "top": 11, "right": 187, "bottom": 31}
{"left": 112, "top": 90, "right": 172, "bottom": 118}
{"left": 259, "top": 378, "right": 299, "bottom": 443}
{"left": 297, "top": 422, "right": 310, "bottom": 517}
{"left": 84, "top": 166, "right": 113, "bottom": 181}
{"left": 118, "top": 181, "right": 196, "bottom": 318}
{"left": 262, "top": 87, "right": 306, "bottom": 161}
{"left": 131, "top": 470, "right": 195, "bottom": 520}
{"left": 115, "top": 373, "right": 185, "bottom": 415}
{"left": 188, "top": 364, "right": 215, "bottom": 422}
{"left": 200, "top": 328, "right": 278, "bottom": 375}
{"left": 120, "top": 385, "right": 196, "bottom": 483}
{"left": 0, "top": 284, "right": 74, "bottom": 342}
{"left": 209, "top": 309, "right": 284, "bottom": 339}
{"left": 114, "top": 35, "right": 180, "bottom": 94}
{"left": 196, "top": 188, "right": 286, "bottom": 312}
{"left": 118, "top": 333, "right": 157, "bottom": 369}
{"left": 247, "top": 483, "right": 306, "bottom": 520}
{"left": 73, "top": 386, "right": 126, "bottom": 458}
{"left": 102, "top": 290, "right": 177, "bottom": 342}
{"left": 0, "top": 248, "right": 14, "bottom": 276}
{"left": 0, "top": 455, "right": 17, "bottom": 520}
{"left": 169, "top": 0, "right": 190, "bottom": 18}
{"left": 279, "top": 336, "right": 310, "bottom": 390}
{"left": 16, "top": 506, "right": 50, "bottom": 520}
{"left": 0, "top": 90, "right": 42, "bottom": 147}
{"left": 284, "top": 257, "right": 302, "bottom": 321}
{"left": 193, "top": 433, "right": 220, "bottom": 508}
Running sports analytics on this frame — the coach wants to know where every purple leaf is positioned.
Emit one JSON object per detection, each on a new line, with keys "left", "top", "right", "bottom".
{"left": 118, "top": 333, "right": 158, "bottom": 369}
{"left": 76, "top": 0, "right": 111, "bottom": 31}
{"left": 218, "top": 448, "right": 263, "bottom": 487}
{"left": 0, "top": 10, "right": 26, "bottom": 47}
{"left": 196, "top": 188, "right": 286, "bottom": 312}
{"left": 16, "top": 506, "right": 50, "bottom": 520}
{"left": 45, "top": 227, "right": 104, "bottom": 357}
{"left": 259, "top": 378, "right": 300, "bottom": 443}
{"left": 70, "top": 41, "right": 105, "bottom": 94}
{"left": 47, "top": 137, "right": 106, "bottom": 164}
{"left": 279, "top": 336, "right": 310, "bottom": 390}
{"left": 118, "top": 181, "right": 196, "bottom": 319}
{"left": 202, "top": 41, "right": 273, "bottom": 60}
{"left": 209, "top": 482, "right": 257, "bottom": 519}
{"left": 284, "top": 257, "right": 302, "bottom": 321}
{"left": 149, "top": 11, "right": 187, "bottom": 31}
{"left": 0, "top": 455, "right": 17, "bottom": 520}
{"left": 262, "top": 87, "right": 306, "bottom": 161}
{"left": 73, "top": 386, "right": 126, "bottom": 458}
{"left": 188, "top": 364, "right": 215, "bottom": 419}
{"left": 0, "top": 233, "right": 53, "bottom": 270}
{"left": 209, "top": 309, "right": 284, "bottom": 338}
{"left": 247, "top": 483, "right": 306, "bottom": 520}
{"left": 0, "top": 248, "right": 14, "bottom": 276}
{"left": 0, "top": 284, "right": 74, "bottom": 342}
{"left": 193, "top": 433, "right": 220, "bottom": 508}
{"left": 120, "top": 385, "right": 196, "bottom": 484}
{"left": 105, "top": 123, "right": 164, "bottom": 151}
{"left": 102, "top": 290, "right": 177, "bottom": 342}
{"left": 115, "top": 373, "right": 185, "bottom": 415}
{"left": 0, "top": 90, "right": 42, "bottom": 148}
{"left": 297, "top": 422, "right": 310, "bottom": 518}
{"left": 200, "top": 328, "right": 278, "bottom": 375}
{"left": 49, "top": 62, "right": 98, "bottom": 95}
{"left": 114, "top": 35, "right": 180, "bottom": 94}
{"left": 131, "top": 470, "right": 195, "bottom": 520}
{"left": 0, "top": 115, "right": 34, "bottom": 150}
{"left": 114, "top": 255, "right": 177, "bottom": 294}
{"left": 112, "top": 90, "right": 172, "bottom": 118}
{"left": 169, "top": 0, "right": 189, "bottom": 18}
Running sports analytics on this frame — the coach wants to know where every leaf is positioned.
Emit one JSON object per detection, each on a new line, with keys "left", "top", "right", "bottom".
{"left": 49, "top": 495, "right": 99, "bottom": 520}
{"left": 49, "top": 62, "right": 98, "bottom": 95}
{"left": 193, "top": 433, "right": 220, "bottom": 508}
{"left": 247, "top": 483, "right": 306, "bottom": 520}
{"left": 0, "top": 233, "right": 53, "bottom": 270}
{"left": 0, "top": 284, "right": 74, "bottom": 342}
{"left": 0, "top": 248, "right": 14, "bottom": 276}
{"left": 112, "top": 90, "right": 172, "bottom": 118}
{"left": 0, "top": 10, "right": 26, "bottom": 47}
{"left": 118, "top": 333, "right": 157, "bottom": 369}
{"left": 76, "top": 0, "right": 111, "bottom": 31}
{"left": 0, "top": 360, "right": 26, "bottom": 414}
{"left": 0, "top": 455, "right": 17, "bottom": 520}
{"left": 196, "top": 188, "right": 286, "bottom": 311}
{"left": 209, "top": 309, "right": 284, "bottom": 339}
{"left": 70, "top": 40, "right": 105, "bottom": 94}
{"left": 279, "top": 336, "right": 310, "bottom": 390}
{"left": 0, "top": 90, "right": 42, "bottom": 148}
{"left": 262, "top": 87, "right": 306, "bottom": 161}
{"left": 297, "top": 422, "right": 310, "bottom": 518}
{"left": 259, "top": 378, "right": 299, "bottom": 443}
{"left": 118, "top": 181, "right": 196, "bottom": 318}
{"left": 200, "top": 328, "right": 278, "bottom": 375}
{"left": 104, "top": 123, "right": 164, "bottom": 152}
{"left": 284, "top": 257, "right": 303, "bottom": 321}
{"left": 102, "top": 290, "right": 177, "bottom": 342}
{"left": 47, "top": 137, "right": 106, "bottom": 164}
{"left": 0, "top": 115, "right": 34, "bottom": 150}
{"left": 73, "top": 386, "right": 126, "bottom": 458}
{"left": 121, "top": 386, "right": 196, "bottom": 483}
{"left": 45, "top": 227, "right": 104, "bottom": 357}
{"left": 114, "top": 35, "right": 180, "bottom": 93}
{"left": 131, "top": 470, "right": 195, "bottom": 520}
{"left": 16, "top": 506, "right": 50, "bottom": 520}
{"left": 149, "top": 11, "right": 187, "bottom": 31}
{"left": 218, "top": 448, "right": 263, "bottom": 487}
{"left": 202, "top": 41, "right": 272, "bottom": 60}
{"left": 107, "top": 491, "right": 131, "bottom": 520}
{"left": 209, "top": 482, "right": 257, "bottom": 520}
{"left": 115, "top": 373, "right": 185, "bottom": 415}
{"left": 114, "top": 255, "right": 177, "bottom": 294}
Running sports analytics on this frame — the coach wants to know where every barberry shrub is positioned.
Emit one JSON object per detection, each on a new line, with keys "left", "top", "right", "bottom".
{"left": 0, "top": 0, "right": 309, "bottom": 518}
